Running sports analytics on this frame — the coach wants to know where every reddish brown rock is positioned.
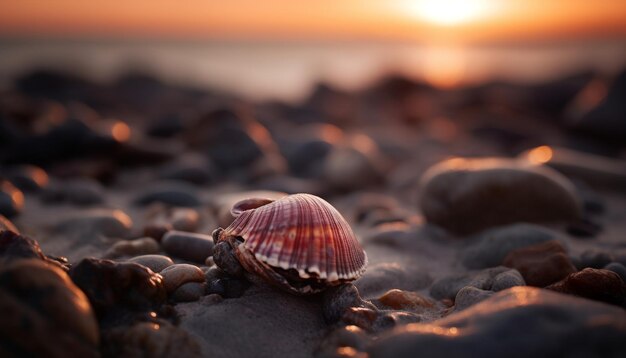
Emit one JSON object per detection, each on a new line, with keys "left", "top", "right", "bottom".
{"left": 503, "top": 240, "right": 576, "bottom": 287}
{"left": 546, "top": 268, "right": 626, "bottom": 306}
{"left": 378, "top": 289, "right": 434, "bottom": 311}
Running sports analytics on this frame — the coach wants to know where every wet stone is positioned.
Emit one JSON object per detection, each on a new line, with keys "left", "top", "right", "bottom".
{"left": 171, "top": 281, "right": 206, "bottom": 302}
{"left": 105, "top": 237, "right": 160, "bottom": 258}
{"left": 127, "top": 254, "right": 174, "bottom": 273}
{"left": 419, "top": 158, "right": 582, "bottom": 234}
{"left": 0, "top": 180, "right": 24, "bottom": 218}
{"left": 462, "top": 223, "right": 562, "bottom": 269}
{"left": 0, "top": 259, "right": 100, "bottom": 357}
{"left": 134, "top": 182, "right": 201, "bottom": 207}
{"left": 162, "top": 230, "right": 214, "bottom": 263}
{"left": 503, "top": 240, "right": 577, "bottom": 287}
{"left": 69, "top": 258, "right": 167, "bottom": 319}
{"left": 160, "top": 263, "right": 206, "bottom": 293}
{"left": 546, "top": 268, "right": 626, "bottom": 306}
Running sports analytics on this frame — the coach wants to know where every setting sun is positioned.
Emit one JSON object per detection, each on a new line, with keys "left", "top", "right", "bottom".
{"left": 408, "top": 0, "right": 492, "bottom": 25}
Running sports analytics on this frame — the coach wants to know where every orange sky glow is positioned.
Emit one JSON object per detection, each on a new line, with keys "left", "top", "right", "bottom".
{"left": 1, "top": 0, "right": 625, "bottom": 43}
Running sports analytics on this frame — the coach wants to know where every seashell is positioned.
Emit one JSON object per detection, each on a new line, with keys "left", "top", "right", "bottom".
{"left": 213, "top": 193, "right": 367, "bottom": 295}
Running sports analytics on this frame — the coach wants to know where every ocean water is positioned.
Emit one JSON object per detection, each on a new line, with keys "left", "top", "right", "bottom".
{"left": 0, "top": 39, "right": 625, "bottom": 102}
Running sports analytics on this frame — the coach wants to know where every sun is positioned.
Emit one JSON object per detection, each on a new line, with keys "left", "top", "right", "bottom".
{"left": 408, "top": 0, "right": 491, "bottom": 26}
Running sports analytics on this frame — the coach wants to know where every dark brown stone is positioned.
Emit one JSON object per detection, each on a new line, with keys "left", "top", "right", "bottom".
{"left": 0, "top": 229, "right": 46, "bottom": 262}
{"left": 69, "top": 258, "right": 167, "bottom": 321}
{"left": 503, "top": 240, "right": 576, "bottom": 287}
{"left": 546, "top": 268, "right": 626, "bottom": 306}
{"left": 0, "top": 259, "right": 99, "bottom": 357}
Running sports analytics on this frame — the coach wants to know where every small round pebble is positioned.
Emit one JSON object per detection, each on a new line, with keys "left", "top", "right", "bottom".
{"left": 105, "top": 237, "right": 160, "bottom": 258}
{"left": 0, "top": 180, "right": 24, "bottom": 218}
{"left": 604, "top": 262, "right": 626, "bottom": 283}
{"left": 0, "top": 214, "right": 19, "bottom": 233}
{"left": 134, "top": 182, "right": 201, "bottom": 207}
{"left": 171, "top": 281, "right": 207, "bottom": 302}
{"left": 162, "top": 230, "right": 214, "bottom": 263}
{"left": 378, "top": 289, "right": 434, "bottom": 311}
{"left": 127, "top": 255, "right": 174, "bottom": 273}
{"left": 53, "top": 209, "right": 133, "bottom": 237}
{"left": 160, "top": 263, "right": 206, "bottom": 293}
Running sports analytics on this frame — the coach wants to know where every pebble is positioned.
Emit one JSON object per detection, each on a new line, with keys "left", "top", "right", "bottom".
{"left": 368, "top": 287, "right": 626, "bottom": 358}
{"left": 419, "top": 158, "right": 582, "bottom": 234}
{"left": 0, "top": 180, "right": 24, "bottom": 218}
{"left": 575, "top": 249, "right": 615, "bottom": 270}
{"left": 377, "top": 289, "right": 434, "bottom": 311}
{"left": 213, "top": 240, "right": 245, "bottom": 277}
{"left": 209, "top": 277, "right": 251, "bottom": 298}
{"left": 104, "top": 320, "right": 202, "bottom": 358}
{"left": 0, "top": 229, "right": 46, "bottom": 263}
{"left": 41, "top": 178, "right": 104, "bottom": 205}
{"left": 503, "top": 240, "right": 577, "bottom": 287}
{"left": 134, "top": 181, "right": 201, "bottom": 207}
{"left": 0, "top": 214, "right": 19, "bottom": 233}
{"left": 105, "top": 237, "right": 160, "bottom": 258}
{"left": 322, "top": 139, "right": 385, "bottom": 190}
{"left": 604, "top": 262, "right": 626, "bottom": 283}
{"left": 53, "top": 209, "right": 133, "bottom": 237}
{"left": 185, "top": 108, "right": 268, "bottom": 170}
{"left": 430, "top": 267, "right": 524, "bottom": 300}
{"left": 69, "top": 258, "right": 167, "bottom": 317}
{"left": 162, "top": 230, "right": 214, "bottom": 263}
{"left": 146, "top": 113, "right": 184, "bottom": 138}
{"left": 462, "top": 223, "right": 562, "bottom": 269}
{"left": 143, "top": 224, "right": 170, "bottom": 241}
{"left": 354, "top": 263, "right": 432, "bottom": 298}
{"left": 546, "top": 268, "right": 626, "bottom": 306}
{"left": 0, "top": 259, "right": 99, "bottom": 357}
{"left": 322, "top": 283, "right": 377, "bottom": 324}
{"left": 160, "top": 263, "right": 206, "bottom": 293}
{"left": 171, "top": 281, "right": 207, "bottom": 302}
{"left": 4, "top": 164, "right": 49, "bottom": 191}
{"left": 341, "top": 307, "right": 379, "bottom": 332}
{"left": 453, "top": 286, "right": 494, "bottom": 311}
{"left": 318, "top": 325, "right": 369, "bottom": 357}
{"left": 157, "top": 156, "right": 214, "bottom": 185}
{"left": 127, "top": 254, "right": 174, "bottom": 273}
{"left": 491, "top": 269, "right": 525, "bottom": 292}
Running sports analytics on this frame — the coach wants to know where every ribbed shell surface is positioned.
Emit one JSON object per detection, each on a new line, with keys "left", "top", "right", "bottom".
{"left": 223, "top": 193, "right": 367, "bottom": 282}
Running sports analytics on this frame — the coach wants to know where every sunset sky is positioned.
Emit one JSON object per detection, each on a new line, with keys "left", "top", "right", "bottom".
{"left": 1, "top": 0, "right": 625, "bottom": 43}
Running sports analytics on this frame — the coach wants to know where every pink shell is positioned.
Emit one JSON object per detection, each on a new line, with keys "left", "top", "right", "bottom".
{"left": 224, "top": 193, "right": 367, "bottom": 282}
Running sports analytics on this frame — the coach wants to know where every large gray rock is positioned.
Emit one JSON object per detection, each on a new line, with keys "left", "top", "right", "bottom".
{"left": 369, "top": 287, "right": 626, "bottom": 358}
{"left": 419, "top": 158, "right": 582, "bottom": 234}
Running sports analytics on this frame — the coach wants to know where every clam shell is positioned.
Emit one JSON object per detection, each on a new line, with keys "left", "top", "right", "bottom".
{"left": 224, "top": 193, "right": 367, "bottom": 282}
